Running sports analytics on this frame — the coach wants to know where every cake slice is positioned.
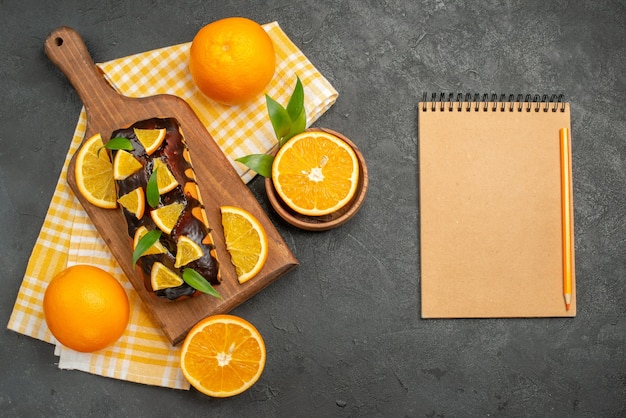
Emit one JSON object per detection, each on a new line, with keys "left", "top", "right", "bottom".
{"left": 111, "top": 117, "right": 220, "bottom": 300}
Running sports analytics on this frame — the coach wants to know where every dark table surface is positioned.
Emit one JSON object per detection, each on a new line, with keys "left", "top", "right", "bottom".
{"left": 2, "top": 1, "right": 625, "bottom": 416}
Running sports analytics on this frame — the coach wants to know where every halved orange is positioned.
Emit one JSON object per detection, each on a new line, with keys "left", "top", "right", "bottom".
{"left": 271, "top": 131, "right": 359, "bottom": 216}
{"left": 150, "top": 261, "right": 184, "bottom": 290}
{"left": 174, "top": 236, "right": 204, "bottom": 268}
{"left": 150, "top": 202, "right": 184, "bottom": 234}
{"left": 134, "top": 127, "right": 166, "bottom": 155}
{"left": 74, "top": 133, "right": 117, "bottom": 209}
{"left": 220, "top": 206, "right": 268, "bottom": 283}
{"left": 112, "top": 149, "right": 143, "bottom": 180}
{"left": 133, "top": 226, "right": 168, "bottom": 256}
{"left": 180, "top": 314, "right": 266, "bottom": 398}
{"left": 117, "top": 187, "right": 145, "bottom": 219}
{"left": 153, "top": 158, "right": 179, "bottom": 194}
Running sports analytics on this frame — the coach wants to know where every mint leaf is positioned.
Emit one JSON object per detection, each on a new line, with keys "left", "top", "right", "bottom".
{"left": 182, "top": 268, "right": 221, "bottom": 298}
{"left": 235, "top": 154, "right": 274, "bottom": 178}
{"left": 132, "top": 229, "right": 161, "bottom": 265}
{"left": 146, "top": 168, "right": 160, "bottom": 208}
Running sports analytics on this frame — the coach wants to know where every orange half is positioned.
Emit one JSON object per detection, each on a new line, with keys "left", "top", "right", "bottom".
{"left": 271, "top": 131, "right": 359, "bottom": 216}
{"left": 180, "top": 314, "right": 266, "bottom": 397}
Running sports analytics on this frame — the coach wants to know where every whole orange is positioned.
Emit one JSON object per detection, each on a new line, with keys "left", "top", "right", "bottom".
{"left": 43, "top": 265, "right": 130, "bottom": 353}
{"left": 189, "top": 17, "right": 276, "bottom": 105}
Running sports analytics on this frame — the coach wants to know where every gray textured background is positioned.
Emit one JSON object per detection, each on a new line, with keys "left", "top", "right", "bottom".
{"left": 2, "top": 0, "right": 625, "bottom": 416}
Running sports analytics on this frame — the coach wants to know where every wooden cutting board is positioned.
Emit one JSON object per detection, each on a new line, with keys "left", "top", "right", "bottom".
{"left": 44, "top": 27, "right": 298, "bottom": 345}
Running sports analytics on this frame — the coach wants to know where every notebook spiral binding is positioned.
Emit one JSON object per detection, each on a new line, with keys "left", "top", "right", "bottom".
{"left": 421, "top": 92, "right": 566, "bottom": 113}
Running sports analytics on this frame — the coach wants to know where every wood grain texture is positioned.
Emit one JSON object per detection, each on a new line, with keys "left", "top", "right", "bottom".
{"left": 44, "top": 27, "right": 298, "bottom": 345}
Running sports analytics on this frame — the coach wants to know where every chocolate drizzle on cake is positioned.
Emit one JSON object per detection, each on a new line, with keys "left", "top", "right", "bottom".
{"left": 111, "top": 117, "right": 220, "bottom": 300}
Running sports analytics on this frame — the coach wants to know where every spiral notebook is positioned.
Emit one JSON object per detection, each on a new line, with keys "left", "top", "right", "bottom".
{"left": 418, "top": 93, "right": 576, "bottom": 318}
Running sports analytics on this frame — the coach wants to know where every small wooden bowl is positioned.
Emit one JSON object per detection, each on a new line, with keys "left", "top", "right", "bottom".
{"left": 265, "top": 128, "right": 369, "bottom": 231}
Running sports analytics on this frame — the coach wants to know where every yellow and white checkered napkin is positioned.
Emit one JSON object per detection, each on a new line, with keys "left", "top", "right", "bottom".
{"left": 7, "top": 22, "right": 337, "bottom": 389}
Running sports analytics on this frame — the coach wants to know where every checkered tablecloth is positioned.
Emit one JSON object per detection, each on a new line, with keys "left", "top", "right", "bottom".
{"left": 7, "top": 21, "right": 337, "bottom": 389}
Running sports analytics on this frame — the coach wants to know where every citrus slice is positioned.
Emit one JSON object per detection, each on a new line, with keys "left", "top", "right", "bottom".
{"left": 74, "top": 133, "right": 117, "bottom": 209}
{"left": 180, "top": 314, "right": 266, "bottom": 398}
{"left": 220, "top": 206, "right": 268, "bottom": 283}
{"left": 271, "top": 131, "right": 360, "bottom": 216}
{"left": 133, "top": 226, "right": 167, "bottom": 256}
{"left": 134, "top": 127, "right": 166, "bottom": 155}
{"left": 153, "top": 158, "right": 179, "bottom": 194}
{"left": 112, "top": 149, "right": 143, "bottom": 180}
{"left": 150, "top": 261, "right": 184, "bottom": 290}
{"left": 174, "top": 236, "right": 204, "bottom": 268}
{"left": 117, "top": 187, "right": 145, "bottom": 219}
{"left": 150, "top": 202, "right": 184, "bottom": 234}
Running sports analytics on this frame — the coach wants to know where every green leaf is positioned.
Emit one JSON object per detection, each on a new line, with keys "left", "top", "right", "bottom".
{"left": 281, "top": 107, "right": 307, "bottom": 147}
{"left": 266, "top": 94, "right": 291, "bottom": 141}
{"left": 237, "top": 77, "right": 308, "bottom": 179}
{"left": 97, "top": 137, "right": 133, "bottom": 157}
{"left": 235, "top": 154, "right": 274, "bottom": 178}
{"left": 132, "top": 229, "right": 161, "bottom": 265}
{"left": 146, "top": 168, "right": 160, "bottom": 208}
{"left": 106, "top": 137, "right": 134, "bottom": 151}
{"left": 286, "top": 77, "right": 305, "bottom": 122}
{"left": 182, "top": 268, "right": 222, "bottom": 299}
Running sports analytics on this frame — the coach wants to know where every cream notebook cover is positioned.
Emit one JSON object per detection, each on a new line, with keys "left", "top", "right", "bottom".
{"left": 418, "top": 94, "right": 576, "bottom": 318}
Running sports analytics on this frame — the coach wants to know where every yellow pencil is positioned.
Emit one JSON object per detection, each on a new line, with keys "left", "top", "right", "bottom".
{"left": 560, "top": 127, "right": 573, "bottom": 311}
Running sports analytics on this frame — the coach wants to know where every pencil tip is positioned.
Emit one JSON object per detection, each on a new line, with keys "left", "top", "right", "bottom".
{"left": 566, "top": 303, "right": 571, "bottom": 311}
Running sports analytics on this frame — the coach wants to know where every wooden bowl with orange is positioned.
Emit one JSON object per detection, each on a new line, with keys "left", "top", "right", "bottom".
{"left": 265, "top": 128, "right": 368, "bottom": 231}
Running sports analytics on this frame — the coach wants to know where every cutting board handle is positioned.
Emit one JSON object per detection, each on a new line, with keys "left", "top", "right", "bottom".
{"left": 45, "top": 27, "right": 121, "bottom": 116}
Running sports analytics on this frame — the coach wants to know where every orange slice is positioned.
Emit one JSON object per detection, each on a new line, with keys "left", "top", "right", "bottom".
{"left": 271, "top": 131, "right": 359, "bottom": 216}
{"left": 150, "top": 202, "right": 184, "bottom": 234}
{"left": 117, "top": 187, "right": 145, "bottom": 219}
{"left": 74, "top": 133, "right": 117, "bottom": 209}
{"left": 112, "top": 149, "right": 143, "bottom": 180}
{"left": 153, "top": 158, "right": 179, "bottom": 194}
{"left": 220, "top": 206, "right": 268, "bottom": 283}
{"left": 180, "top": 314, "right": 266, "bottom": 398}
{"left": 174, "top": 236, "right": 204, "bottom": 268}
{"left": 150, "top": 261, "right": 184, "bottom": 290}
{"left": 134, "top": 127, "right": 166, "bottom": 155}
{"left": 133, "top": 226, "right": 167, "bottom": 256}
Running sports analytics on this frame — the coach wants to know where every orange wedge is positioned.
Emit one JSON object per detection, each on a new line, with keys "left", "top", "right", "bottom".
{"left": 117, "top": 187, "right": 145, "bottom": 219}
{"left": 133, "top": 226, "right": 168, "bottom": 256}
{"left": 153, "top": 158, "right": 179, "bottom": 194}
{"left": 134, "top": 127, "right": 166, "bottom": 155}
{"left": 150, "top": 202, "right": 184, "bottom": 234}
{"left": 271, "top": 131, "right": 359, "bottom": 216}
{"left": 180, "top": 314, "right": 266, "bottom": 398}
{"left": 112, "top": 149, "right": 143, "bottom": 180}
{"left": 74, "top": 133, "right": 117, "bottom": 209}
{"left": 174, "top": 236, "right": 204, "bottom": 268}
{"left": 150, "top": 261, "right": 184, "bottom": 290}
{"left": 220, "top": 206, "right": 268, "bottom": 283}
